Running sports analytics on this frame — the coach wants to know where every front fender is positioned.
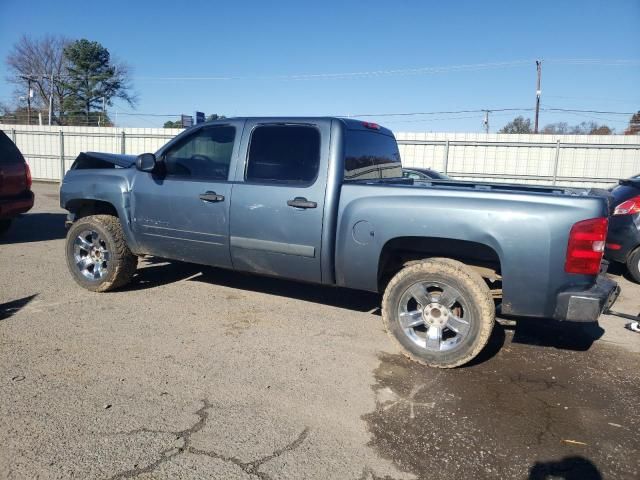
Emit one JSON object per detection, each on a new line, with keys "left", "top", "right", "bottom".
{"left": 60, "top": 170, "right": 141, "bottom": 253}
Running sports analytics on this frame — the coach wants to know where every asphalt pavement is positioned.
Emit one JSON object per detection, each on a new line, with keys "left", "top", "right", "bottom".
{"left": 1, "top": 182, "right": 639, "bottom": 480}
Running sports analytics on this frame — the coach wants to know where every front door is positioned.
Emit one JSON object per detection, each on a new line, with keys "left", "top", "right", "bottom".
{"left": 229, "top": 121, "right": 330, "bottom": 283}
{"left": 131, "top": 123, "right": 242, "bottom": 267}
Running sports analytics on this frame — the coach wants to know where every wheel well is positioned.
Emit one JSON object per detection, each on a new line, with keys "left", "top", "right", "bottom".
{"left": 378, "top": 237, "right": 502, "bottom": 292}
{"left": 66, "top": 199, "right": 118, "bottom": 219}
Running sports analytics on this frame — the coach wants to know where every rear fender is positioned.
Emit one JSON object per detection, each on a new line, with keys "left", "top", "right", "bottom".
{"left": 335, "top": 191, "right": 604, "bottom": 318}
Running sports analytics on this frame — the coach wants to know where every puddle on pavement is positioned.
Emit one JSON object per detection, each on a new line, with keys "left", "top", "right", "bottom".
{"left": 363, "top": 324, "right": 640, "bottom": 480}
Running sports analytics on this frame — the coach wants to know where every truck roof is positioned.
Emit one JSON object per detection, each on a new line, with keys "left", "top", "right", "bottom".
{"left": 197, "top": 117, "right": 395, "bottom": 136}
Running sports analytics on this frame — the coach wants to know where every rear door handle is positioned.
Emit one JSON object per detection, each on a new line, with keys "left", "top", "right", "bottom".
{"left": 287, "top": 197, "right": 317, "bottom": 209}
{"left": 199, "top": 191, "right": 225, "bottom": 202}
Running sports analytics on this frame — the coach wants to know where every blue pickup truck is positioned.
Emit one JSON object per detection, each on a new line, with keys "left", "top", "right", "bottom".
{"left": 60, "top": 117, "right": 619, "bottom": 367}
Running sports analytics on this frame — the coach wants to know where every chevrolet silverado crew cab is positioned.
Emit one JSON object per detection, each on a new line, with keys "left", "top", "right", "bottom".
{"left": 60, "top": 117, "right": 619, "bottom": 368}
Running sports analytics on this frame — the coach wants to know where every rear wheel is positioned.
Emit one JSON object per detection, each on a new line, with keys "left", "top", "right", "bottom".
{"left": 65, "top": 215, "right": 137, "bottom": 292}
{"left": 382, "top": 258, "right": 495, "bottom": 368}
{"left": 626, "top": 247, "right": 640, "bottom": 283}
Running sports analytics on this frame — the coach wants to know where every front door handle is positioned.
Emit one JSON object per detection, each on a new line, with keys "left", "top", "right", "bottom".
{"left": 287, "top": 197, "right": 317, "bottom": 209}
{"left": 199, "top": 191, "right": 225, "bottom": 202}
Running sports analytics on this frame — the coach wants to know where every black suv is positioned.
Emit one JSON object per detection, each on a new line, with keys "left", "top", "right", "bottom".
{"left": 605, "top": 174, "right": 640, "bottom": 282}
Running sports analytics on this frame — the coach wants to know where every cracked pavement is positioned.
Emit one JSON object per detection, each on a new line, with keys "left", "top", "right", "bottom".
{"left": 106, "top": 399, "right": 310, "bottom": 480}
{"left": 1, "top": 182, "right": 639, "bottom": 479}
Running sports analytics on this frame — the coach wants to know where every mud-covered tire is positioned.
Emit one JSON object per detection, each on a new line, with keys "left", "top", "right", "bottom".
{"left": 382, "top": 258, "right": 495, "bottom": 368}
{"left": 626, "top": 247, "right": 640, "bottom": 283}
{"left": 65, "top": 215, "right": 137, "bottom": 292}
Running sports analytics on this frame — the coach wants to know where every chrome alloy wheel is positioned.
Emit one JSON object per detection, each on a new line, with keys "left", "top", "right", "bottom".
{"left": 73, "top": 230, "right": 110, "bottom": 280}
{"left": 397, "top": 281, "right": 471, "bottom": 352}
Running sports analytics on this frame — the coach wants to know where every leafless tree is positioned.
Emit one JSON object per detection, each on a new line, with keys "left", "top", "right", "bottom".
{"left": 6, "top": 34, "right": 71, "bottom": 124}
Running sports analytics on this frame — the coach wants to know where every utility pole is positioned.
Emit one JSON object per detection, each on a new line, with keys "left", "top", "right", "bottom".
{"left": 20, "top": 76, "right": 32, "bottom": 124}
{"left": 48, "top": 73, "right": 54, "bottom": 126}
{"left": 26, "top": 77, "right": 32, "bottom": 125}
{"left": 483, "top": 110, "right": 490, "bottom": 134}
{"left": 534, "top": 60, "right": 542, "bottom": 134}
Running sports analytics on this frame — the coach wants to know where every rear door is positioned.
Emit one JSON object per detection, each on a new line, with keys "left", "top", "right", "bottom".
{"left": 131, "top": 121, "right": 243, "bottom": 267}
{"left": 0, "top": 131, "right": 27, "bottom": 197}
{"left": 229, "top": 120, "right": 331, "bottom": 283}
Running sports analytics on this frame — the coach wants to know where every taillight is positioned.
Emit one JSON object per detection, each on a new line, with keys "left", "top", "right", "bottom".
{"left": 613, "top": 195, "right": 640, "bottom": 215}
{"left": 565, "top": 217, "right": 608, "bottom": 275}
{"left": 25, "top": 162, "right": 32, "bottom": 189}
{"left": 362, "top": 121, "right": 380, "bottom": 130}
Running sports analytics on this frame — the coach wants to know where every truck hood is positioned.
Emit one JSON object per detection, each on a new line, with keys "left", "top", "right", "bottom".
{"left": 72, "top": 152, "right": 137, "bottom": 169}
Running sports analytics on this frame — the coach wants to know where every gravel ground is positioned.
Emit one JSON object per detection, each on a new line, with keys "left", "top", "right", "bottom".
{"left": 1, "top": 182, "right": 639, "bottom": 480}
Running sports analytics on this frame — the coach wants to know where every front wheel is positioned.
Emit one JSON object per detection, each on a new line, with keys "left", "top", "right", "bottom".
{"left": 65, "top": 215, "right": 137, "bottom": 292}
{"left": 382, "top": 258, "right": 495, "bottom": 368}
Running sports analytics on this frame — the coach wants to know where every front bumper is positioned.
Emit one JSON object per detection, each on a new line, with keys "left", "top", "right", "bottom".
{"left": 0, "top": 190, "right": 34, "bottom": 219}
{"left": 553, "top": 275, "right": 620, "bottom": 322}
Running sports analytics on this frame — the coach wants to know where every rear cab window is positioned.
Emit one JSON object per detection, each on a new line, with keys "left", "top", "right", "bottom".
{"left": 344, "top": 126, "right": 402, "bottom": 180}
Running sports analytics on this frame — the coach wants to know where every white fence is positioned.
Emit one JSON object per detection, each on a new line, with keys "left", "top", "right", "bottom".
{"left": 2, "top": 124, "right": 639, "bottom": 188}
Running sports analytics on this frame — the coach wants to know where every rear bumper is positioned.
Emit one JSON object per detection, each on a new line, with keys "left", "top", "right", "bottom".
{"left": 553, "top": 275, "right": 620, "bottom": 323}
{"left": 0, "top": 190, "right": 34, "bottom": 218}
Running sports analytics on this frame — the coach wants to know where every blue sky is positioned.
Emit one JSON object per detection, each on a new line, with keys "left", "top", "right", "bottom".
{"left": 1, "top": 0, "right": 638, "bottom": 131}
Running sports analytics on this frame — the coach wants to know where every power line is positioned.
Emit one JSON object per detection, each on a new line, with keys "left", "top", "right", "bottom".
{"left": 542, "top": 107, "right": 636, "bottom": 115}
{"left": 545, "top": 58, "right": 640, "bottom": 66}
{"left": 346, "top": 108, "right": 534, "bottom": 118}
{"left": 17, "top": 60, "right": 534, "bottom": 82}
{"left": 14, "top": 58, "right": 639, "bottom": 83}
{"left": 548, "top": 110, "right": 631, "bottom": 125}
{"left": 14, "top": 107, "right": 535, "bottom": 119}
{"left": 545, "top": 94, "right": 640, "bottom": 103}
{"left": 108, "top": 112, "right": 180, "bottom": 117}
{"left": 4, "top": 106, "right": 631, "bottom": 120}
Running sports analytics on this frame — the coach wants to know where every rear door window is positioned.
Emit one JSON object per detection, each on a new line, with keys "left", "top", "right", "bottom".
{"left": 344, "top": 130, "right": 402, "bottom": 180}
{"left": 246, "top": 125, "right": 320, "bottom": 184}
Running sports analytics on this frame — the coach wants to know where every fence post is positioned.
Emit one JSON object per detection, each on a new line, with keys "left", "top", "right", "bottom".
{"left": 11, "top": 128, "right": 17, "bottom": 144}
{"left": 121, "top": 130, "right": 126, "bottom": 154}
{"left": 552, "top": 140, "right": 560, "bottom": 185}
{"left": 442, "top": 140, "right": 450, "bottom": 174}
{"left": 59, "top": 131, "right": 65, "bottom": 182}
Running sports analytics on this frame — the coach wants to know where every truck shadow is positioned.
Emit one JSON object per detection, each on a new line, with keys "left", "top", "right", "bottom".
{"left": 465, "top": 319, "right": 603, "bottom": 368}
{"left": 0, "top": 213, "right": 67, "bottom": 244}
{"left": 128, "top": 258, "right": 604, "bottom": 362}
{"left": 127, "top": 257, "right": 381, "bottom": 313}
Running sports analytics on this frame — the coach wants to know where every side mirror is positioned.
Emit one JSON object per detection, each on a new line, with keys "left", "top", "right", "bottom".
{"left": 136, "top": 153, "right": 157, "bottom": 172}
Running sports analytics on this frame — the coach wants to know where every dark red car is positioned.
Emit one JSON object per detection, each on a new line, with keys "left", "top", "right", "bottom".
{"left": 0, "top": 130, "right": 34, "bottom": 234}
